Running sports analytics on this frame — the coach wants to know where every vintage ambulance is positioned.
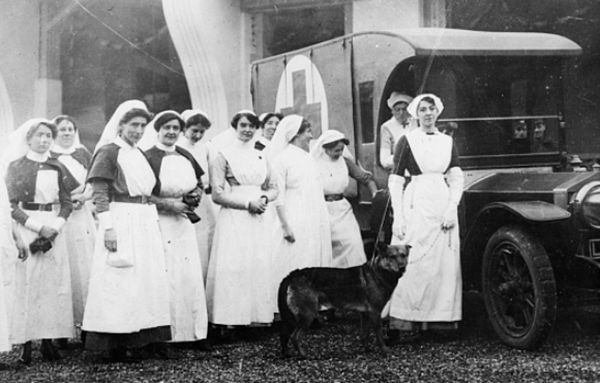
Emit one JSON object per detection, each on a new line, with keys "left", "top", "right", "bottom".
{"left": 251, "top": 28, "right": 593, "bottom": 350}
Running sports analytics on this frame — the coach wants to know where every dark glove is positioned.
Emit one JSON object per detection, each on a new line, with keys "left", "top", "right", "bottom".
{"left": 29, "top": 236, "right": 53, "bottom": 254}
{"left": 183, "top": 192, "right": 201, "bottom": 209}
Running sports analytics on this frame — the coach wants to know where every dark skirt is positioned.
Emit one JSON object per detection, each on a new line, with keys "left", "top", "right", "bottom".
{"left": 84, "top": 325, "right": 172, "bottom": 351}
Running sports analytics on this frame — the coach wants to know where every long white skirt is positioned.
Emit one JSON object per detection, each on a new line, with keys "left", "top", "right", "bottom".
{"left": 10, "top": 210, "right": 74, "bottom": 343}
{"left": 271, "top": 187, "right": 331, "bottom": 313}
{"left": 159, "top": 213, "right": 208, "bottom": 341}
{"left": 194, "top": 194, "right": 216, "bottom": 284}
{"left": 0, "top": 246, "right": 12, "bottom": 352}
{"left": 389, "top": 174, "right": 462, "bottom": 322}
{"left": 62, "top": 202, "right": 96, "bottom": 327}
{"left": 82, "top": 202, "right": 171, "bottom": 333}
{"left": 206, "top": 195, "right": 274, "bottom": 326}
{"left": 327, "top": 199, "right": 367, "bottom": 268}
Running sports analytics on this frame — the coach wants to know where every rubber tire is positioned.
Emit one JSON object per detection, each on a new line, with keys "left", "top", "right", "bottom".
{"left": 482, "top": 224, "right": 557, "bottom": 350}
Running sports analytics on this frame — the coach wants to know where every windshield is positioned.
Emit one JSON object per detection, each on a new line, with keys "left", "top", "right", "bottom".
{"left": 418, "top": 56, "right": 562, "bottom": 160}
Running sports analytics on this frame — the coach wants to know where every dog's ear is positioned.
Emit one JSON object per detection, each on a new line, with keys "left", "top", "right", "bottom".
{"left": 376, "top": 242, "right": 388, "bottom": 254}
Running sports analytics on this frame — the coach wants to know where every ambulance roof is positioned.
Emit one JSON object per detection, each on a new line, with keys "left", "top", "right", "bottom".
{"left": 371, "top": 28, "right": 582, "bottom": 56}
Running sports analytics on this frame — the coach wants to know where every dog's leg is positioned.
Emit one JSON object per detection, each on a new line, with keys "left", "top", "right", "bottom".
{"left": 369, "top": 313, "right": 389, "bottom": 354}
{"left": 291, "top": 325, "right": 308, "bottom": 359}
{"left": 360, "top": 312, "right": 371, "bottom": 351}
{"left": 280, "top": 322, "right": 294, "bottom": 358}
{"left": 291, "top": 314, "right": 314, "bottom": 359}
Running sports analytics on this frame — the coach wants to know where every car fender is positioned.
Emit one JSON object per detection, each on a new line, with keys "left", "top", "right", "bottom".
{"left": 461, "top": 201, "right": 570, "bottom": 289}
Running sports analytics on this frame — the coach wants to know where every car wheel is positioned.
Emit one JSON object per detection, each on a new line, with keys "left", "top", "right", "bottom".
{"left": 482, "top": 224, "right": 557, "bottom": 349}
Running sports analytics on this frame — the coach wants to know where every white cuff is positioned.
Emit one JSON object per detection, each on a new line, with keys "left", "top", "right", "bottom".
{"left": 51, "top": 217, "right": 66, "bottom": 231}
{"left": 24, "top": 217, "right": 44, "bottom": 233}
{"left": 388, "top": 174, "right": 405, "bottom": 193}
{"left": 245, "top": 200, "right": 251, "bottom": 210}
{"left": 97, "top": 211, "right": 114, "bottom": 230}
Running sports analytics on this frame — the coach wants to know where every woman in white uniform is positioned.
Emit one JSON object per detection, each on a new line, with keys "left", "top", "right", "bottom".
{"left": 266, "top": 115, "right": 332, "bottom": 314}
{"left": 50, "top": 115, "right": 96, "bottom": 343}
{"left": 177, "top": 110, "right": 216, "bottom": 284}
{"left": 386, "top": 94, "right": 464, "bottom": 345}
{"left": 3, "top": 119, "right": 77, "bottom": 363}
{"left": 82, "top": 100, "right": 171, "bottom": 362}
{"left": 312, "top": 130, "right": 377, "bottom": 268}
{"left": 206, "top": 111, "right": 278, "bottom": 330}
{"left": 141, "top": 110, "right": 210, "bottom": 350}
{"left": 0, "top": 176, "right": 28, "bottom": 369}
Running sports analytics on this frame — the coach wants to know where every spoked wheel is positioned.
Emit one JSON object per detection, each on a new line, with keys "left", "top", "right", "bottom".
{"left": 482, "top": 224, "right": 557, "bottom": 350}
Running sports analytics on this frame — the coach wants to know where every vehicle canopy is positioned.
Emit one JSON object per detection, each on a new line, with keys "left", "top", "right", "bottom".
{"left": 251, "top": 27, "right": 581, "bottom": 200}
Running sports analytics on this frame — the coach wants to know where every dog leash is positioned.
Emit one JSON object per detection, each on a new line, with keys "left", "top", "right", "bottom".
{"left": 407, "top": 228, "right": 452, "bottom": 265}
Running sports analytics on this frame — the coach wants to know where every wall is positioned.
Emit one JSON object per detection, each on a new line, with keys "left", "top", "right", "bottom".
{"left": 163, "top": 0, "right": 252, "bottom": 139}
{"left": 352, "top": 0, "right": 422, "bottom": 32}
{"left": 0, "top": 1, "right": 39, "bottom": 156}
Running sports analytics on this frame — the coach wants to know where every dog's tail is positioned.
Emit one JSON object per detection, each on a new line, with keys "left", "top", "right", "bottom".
{"left": 277, "top": 271, "right": 299, "bottom": 356}
{"left": 277, "top": 271, "right": 297, "bottom": 326}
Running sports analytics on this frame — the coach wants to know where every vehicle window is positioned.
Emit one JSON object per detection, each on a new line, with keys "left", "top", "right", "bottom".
{"left": 419, "top": 57, "right": 561, "bottom": 158}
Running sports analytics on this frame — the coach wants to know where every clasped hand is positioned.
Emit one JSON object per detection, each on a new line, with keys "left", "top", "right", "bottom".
{"left": 248, "top": 199, "right": 267, "bottom": 215}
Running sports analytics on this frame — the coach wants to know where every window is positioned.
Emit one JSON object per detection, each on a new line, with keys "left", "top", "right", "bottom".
{"left": 359, "top": 81, "right": 374, "bottom": 144}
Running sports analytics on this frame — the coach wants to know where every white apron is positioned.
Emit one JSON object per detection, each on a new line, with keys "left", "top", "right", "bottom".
{"left": 0, "top": 178, "right": 15, "bottom": 351}
{"left": 177, "top": 141, "right": 216, "bottom": 284}
{"left": 317, "top": 156, "right": 366, "bottom": 268}
{"left": 206, "top": 145, "right": 274, "bottom": 326}
{"left": 56, "top": 153, "right": 96, "bottom": 327}
{"left": 82, "top": 145, "right": 170, "bottom": 334}
{"left": 157, "top": 153, "right": 208, "bottom": 341}
{"left": 389, "top": 131, "right": 462, "bottom": 322}
{"left": 9, "top": 165, "right": 75, "bottom": 343}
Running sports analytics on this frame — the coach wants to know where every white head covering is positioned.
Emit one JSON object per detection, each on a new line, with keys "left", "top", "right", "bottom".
{"left": 264, "top": 114, "right": 303, "bottom": 160}
{"left": 387, "top": 92, "right": 413, "bottom": 110}
{"left": 311, "top": 129, "right": 351, "bottom": 160}
{"left": 94, "top": 100, "right": 149, "bottom": 153}
{"left": 138, "top": 110, "right": 183, "bottom": 151}
{"left": 407, "top": 93, "right": 444, "bottom": 119}
{"left": 181, "top": 109, "right": 210, "bottom": 126}
{"left": 0, "top": 118, "right": 54, "bottom": 176}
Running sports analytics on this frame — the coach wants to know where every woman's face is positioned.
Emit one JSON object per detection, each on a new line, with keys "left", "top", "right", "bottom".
{"left": 184, "top": 124, "right": 208, "bottom": 144}
{"left": 28, "top": 125, "right": 54, "bottom": 154}
{"left": 56, "top": 120, "right": 76, "bottom": 149}
{"left": 391, "top": 102, "right": 410, "bottom": 124}
{"left": 235, "top": 116, "right": 257, "bottom": 143}
{"left": 417, "top": 100, "right": 439, "bottom": 128}
{"left": 294, "top": 123, "right": 313, "bottom": 151}
{"left": 263, "top": 116, "right": 280, "bottom": 141}
{"left": 325, "top": 142, "right": 345, "bottom": 161}
{"left": 157, "top": 119, "right": 182, "bottom": 147}
{"left": 119, "top": 116, "right": 148, "bottom": 146}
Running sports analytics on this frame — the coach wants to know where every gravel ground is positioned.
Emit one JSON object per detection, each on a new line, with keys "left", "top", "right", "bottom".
{"left": 2, "top": 292, "right": 600, "bottom": 383}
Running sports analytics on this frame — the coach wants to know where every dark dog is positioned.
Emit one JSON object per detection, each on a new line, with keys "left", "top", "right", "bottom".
{"left": 277, "top": 243, "right": 409, "bottom": 358}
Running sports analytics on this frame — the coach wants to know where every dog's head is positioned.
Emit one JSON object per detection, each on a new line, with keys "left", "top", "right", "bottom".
{"left": 373, "top": 243, "right": 410, "bottom": 278}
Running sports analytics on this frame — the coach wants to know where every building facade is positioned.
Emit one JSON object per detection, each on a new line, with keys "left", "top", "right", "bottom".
{"left": 0, "top": 0, "right": 444, "bottom": 154}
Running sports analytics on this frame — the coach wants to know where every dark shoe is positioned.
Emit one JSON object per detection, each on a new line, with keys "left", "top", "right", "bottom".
{"left": 310, "top": 316, "right": 325, "bottom": 329}
{"left": 104, "top": 347, "right": 141, "bottom": 364}
{"left": 385, "top": 330, "right": 422, "bottom": 346}
{"left": 195, "top": 339, "right": 213, "bottom": 352}
{"left": 147, "top": 343, "right": 178, "bottom": 360}
{"left": 41, "top": 339, "right": 62, "bottom": 361}
{"left": 18, "top": 342, "right": 32, "bottom": 365}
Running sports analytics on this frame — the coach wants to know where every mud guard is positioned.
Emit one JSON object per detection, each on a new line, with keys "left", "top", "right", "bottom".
{"left": 478, "top": 201, "right": 571, "bottom": 223}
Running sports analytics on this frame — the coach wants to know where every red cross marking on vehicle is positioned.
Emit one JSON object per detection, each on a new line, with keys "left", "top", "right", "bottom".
{"left": 281, "top": 69, "right": 322, "bottom": 138}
